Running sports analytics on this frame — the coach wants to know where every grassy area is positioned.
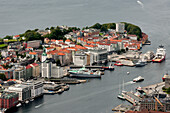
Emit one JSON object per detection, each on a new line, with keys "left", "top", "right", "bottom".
{"left": 99, "top": 33, "right": 103, "bottom": 36}
{"left": 4, "top": 39, "right": 17, "bottom": 42}
{"left": 0, "top": 44, "right": 7, "bottom": 49}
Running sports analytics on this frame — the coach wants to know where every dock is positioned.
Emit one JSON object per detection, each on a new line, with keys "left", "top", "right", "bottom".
{"left": 112, "top": 104, "right": 138, "bottom": 112}
{"left": 70, "top": 65, "right": 102, "bottom": 69}
{"left": 141, "top": 82, "right": 165, "bottom": 95}
{"left": 50, "top": 78, "right": 86, "bottom": 84}
{"left": 122, "top": 91, "right": 142, "bottom": 105}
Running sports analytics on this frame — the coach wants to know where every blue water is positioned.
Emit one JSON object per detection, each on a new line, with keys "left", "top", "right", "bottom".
{"left": 2, "top": 0, "right": 170, "bottom": 113}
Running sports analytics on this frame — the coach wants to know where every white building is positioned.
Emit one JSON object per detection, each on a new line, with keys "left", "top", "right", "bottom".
{"left": 116, "top": 23, "right": 125, "bottom": 33}
{"left": 51, "top": 66, "right": 63, "bottom": 78}
{"left": 41, "top": 61, "right": 52, "bottom": 78}
{"left": 41, "top": 58, "right": 63, "bottom": 78}
{"left": 22, "top": 80, "right": 43, "bottom": 98}
{"left": 1, "top": 50, "right": 9, "bottom": 57}
{"left": 8, "top": 84, "right": 31, "bottom": 102}
{"left": 73, "top": 52, "right": 87, "bottom": 66}
{"left": 89, "top": 48, "right": 108, "bottom": 63}
{"left": 128, "top": 35, "right": 138, "bottom": 40}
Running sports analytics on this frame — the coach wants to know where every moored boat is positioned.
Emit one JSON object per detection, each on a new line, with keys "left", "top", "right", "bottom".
{"left": 69, "top": 68, "right": 101, "bottom": 78}
{"left": 114, "top": 61, "right": 123, "bottom": 66}
{"left": 162, "top": 73, "right": 170, "bottom": 82}
{"left": 152, "top": 45, "right": 166, "bottom": 63}
{"left": 117, "top": 94, "right": 125, "bottom": 100}
{"left": 102, "top": 64, "right": 114, "bottom": 70}
{"left": 135, "top": 60, "right": 146, "bottom": 67}
{"left": 133, "top": 76, "right": 144, "bottom": 82}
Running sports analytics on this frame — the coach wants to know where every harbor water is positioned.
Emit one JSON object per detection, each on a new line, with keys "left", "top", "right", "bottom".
{"left": 1, "top": 0, "right": 170, "bottom": 113}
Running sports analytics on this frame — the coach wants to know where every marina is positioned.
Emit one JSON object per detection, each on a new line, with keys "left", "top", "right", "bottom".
{"left": 0, "top": 0, "right": 170, "bottom": 113}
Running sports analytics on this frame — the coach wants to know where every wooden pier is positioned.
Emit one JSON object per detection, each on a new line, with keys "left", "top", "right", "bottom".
{"left": 122, "top": 91, "right": 142, "bottom": 105}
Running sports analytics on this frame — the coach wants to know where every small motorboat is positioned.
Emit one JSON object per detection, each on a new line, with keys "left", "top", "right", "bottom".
{"left": 117, "top": 94, "right": 125, "bottom": 100}
{"left": 114, "top": 61, "right": 123, "bottom": 66}
{"left": 16, "top": 103, "right": 22, "bottom": 107}
{"left": 133, "top": 76, "right": 144, "bottom": 82}
{"left": 25, "top": 100, "right": 29, "bottom": 104}
{"left": 135, "top": 60, "right": 146, "bottom": 67}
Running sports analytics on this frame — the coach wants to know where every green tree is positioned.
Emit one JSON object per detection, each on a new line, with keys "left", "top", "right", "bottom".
{"left": 3, "top": 35, "right": 12, "bottom": 39}
{"left": 45, "top": 27, "right": 49, "bottom": 30}
{"left": 77, "top": 43, "right": 83, "bottom": 46}
{"left": 100, "top": 25, "right": 108, "bottom": 32}
{"left": 166, "top": 87, "right": 170, "bottom": 94}
{"left": 90, "top": 23, "right": 102, "bottom": 29}
{"left": 24, "top": 30, "right": 42, "bottom": 41}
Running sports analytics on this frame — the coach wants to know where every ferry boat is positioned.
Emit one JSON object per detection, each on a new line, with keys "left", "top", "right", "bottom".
{"left": 133, "top": 76, "right": 144, "bottom": 82}
{"left": 152, "top": 45, "right": 166, "bottom": 63}
{"left": 69, "top": 68, "right": 101, "bottom": 78}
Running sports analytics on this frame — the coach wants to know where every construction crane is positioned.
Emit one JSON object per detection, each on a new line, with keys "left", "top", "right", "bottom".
{"left": 154, "top": 96, "right": 164, "bottom": 111}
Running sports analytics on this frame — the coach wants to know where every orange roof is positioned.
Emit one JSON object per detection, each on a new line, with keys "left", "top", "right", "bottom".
{"left": 109, "top": 39, "right": 122, "bottom": 42}
{"left": 66, "top": 47, "right": 78, "bottom": 51}
{"left": 27, "top": 47, "right": 33, "bottom": 49}
{"left": 6, "top": 57, "right": 11, "bottom": 60}
{"left": 84, "top": 44, "right": 98, "bottom": 48}
{"left": 7, "top": 79, "right": 16, "bottom": 81}
{"left": 46, "top": 47, "right": 54, "bottom": 50}
{"left": 60, "top": 48, "right": 71, "bottom": 53}
{"left": 57, "top": 52, "right": 65, "bottom": 56}
{"left": 14, "top": 35, "right": 20, "bottom": 37}
{"left": 65, "top": 39, "right": 71, "bottom": 42}
{"left": 51, "top": 39, "right": 56, "bottom": 42}
{"left": 47, "top": 50, "right": 58, "bottom": 55}
{"left": 75, "top": 45, "right": 88, "bottom": 50}
{"left": 29, "top": 52, "right": 37, "bottom": 55}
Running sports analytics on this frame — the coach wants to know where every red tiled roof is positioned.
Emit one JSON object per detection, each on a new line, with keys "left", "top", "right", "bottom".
{"left": 66, "top": 47, "right": 78, "bottom": 51}
{"left": 6, "top": 57, "right": 11, "bottom": 60}
{"left": 46, "top": 47, "right": 54, "bottom": 50}
{"left": 75, "top": 45, "right": 88, "bottom": 50}
{"left": 65, "top": 39, "right": 71, "bottom": 42}
{"left": 27, "top": 47, "right": 33, "bottom": 49}
{"left": 84, "top": 44, "right": 98, "bottom": 47}
{"left": 14, "top": 35, "right": 20, "bottom": 37}
{"left": 29, "top": 52, "right": 37, "bottom": 55}
{"left": 47, "top": 50, "right": 58, "bottom": 55}
{"left": 57, "top": 52, "right": 65, "bottom": 56}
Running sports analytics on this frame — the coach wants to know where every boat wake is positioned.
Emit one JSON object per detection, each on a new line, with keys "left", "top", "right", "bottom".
{"left": 124, "top": 81, "right": 135, "bottom": 85}
{"left": 44, "top": 81, "right": 135, "bottom": 108}
{"left": 35, "top": 102, "right": 46, "bottom": 109}
{"left": 137, "top": 0, "right": 144, "bottom": 8}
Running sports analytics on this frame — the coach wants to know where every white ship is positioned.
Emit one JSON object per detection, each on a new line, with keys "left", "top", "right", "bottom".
{"left": 152, "top": 45, "right": 166, "bottom": 63}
